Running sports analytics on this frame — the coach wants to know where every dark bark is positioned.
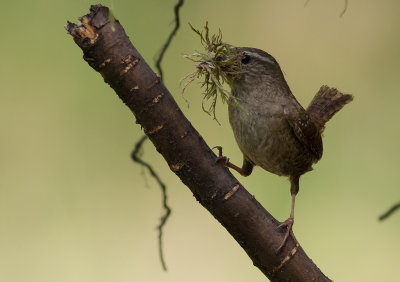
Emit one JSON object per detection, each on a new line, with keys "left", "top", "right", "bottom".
{"left": 65, "top": 5, "right": 332, "bottom": 281}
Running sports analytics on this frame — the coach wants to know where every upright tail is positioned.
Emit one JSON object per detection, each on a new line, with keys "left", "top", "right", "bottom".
{"left": 307, "top": 85, "right": 353, "bottom": 132}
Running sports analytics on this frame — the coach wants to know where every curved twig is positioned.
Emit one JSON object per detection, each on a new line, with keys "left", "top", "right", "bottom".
{"left": 131, "top": 0, "right": 185, "bottom": 271}
{"left": 131, "top": 135, "right": 171, "bottom": 270}
{"left": 379, "top": 202, "right": 400, "bottom": 221}
{"left": 155, "top": 0, "right": 184, "bottom": 82}
{"left": 340, "top": 0, "right": 348, "bottom": 17}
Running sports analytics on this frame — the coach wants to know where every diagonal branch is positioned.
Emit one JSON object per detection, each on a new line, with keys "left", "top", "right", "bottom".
{"left": 65, "top": 5, "right": 332, "bottom": 281}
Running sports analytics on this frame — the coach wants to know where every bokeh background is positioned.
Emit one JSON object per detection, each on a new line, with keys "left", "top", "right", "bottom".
{"left": 1, "top": 0, "right": 399, "bottom": 281}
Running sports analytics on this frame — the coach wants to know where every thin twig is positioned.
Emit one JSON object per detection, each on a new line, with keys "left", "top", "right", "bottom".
{"left": 340, "top": 0, "right": 348, "bottom": 17}
{"left": 155, "top": 0, "right": 185, "bottom": 82}
{"left": 131, "top": 135, "right": 171, "bottom": 270}
{"left": 379, "top": 202, "right": 400, "bottom": 221}
{"left": 304, "top": 0, "right": 348, "bottom": 17}
{"left": 131, "top": 0, "right": 185, "bottom": 271}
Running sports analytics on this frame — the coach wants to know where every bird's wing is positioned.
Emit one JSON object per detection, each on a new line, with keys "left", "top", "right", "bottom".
{"left": 284, "top": 105, "right": 323, "bottom": 160}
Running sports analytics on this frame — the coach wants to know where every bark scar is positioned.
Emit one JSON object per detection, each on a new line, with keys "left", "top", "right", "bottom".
{"left": 180, "top": 131, "right": 189, "bottom": 139}
{"left": 147, "top": 124, "right": 164, "bottom": 135}
{"left": 99, "top": 58, "right": 112, "bottom": 69}
{"left": 120, "top": 55, "right": 140, "bottom": 76}
{"left": 224, "top": 184, "right": 240, "bottom": 200}
{"left": 130, "top": 85, "right": 140, "bottom": 93}
{"left": 147, "top": 76, "right": 161, "bottom": 90}
{"left": 149, "top": 93, "right": 165, "bottom": 106}
{"left": 170, "top": 162, "right": 184, "bottom": 172}
{"left": 270, "top": 243, "right": 300, "bottom": 274}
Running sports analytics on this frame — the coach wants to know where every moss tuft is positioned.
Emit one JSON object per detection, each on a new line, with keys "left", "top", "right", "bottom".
{"left": 181, "top": 22, "right": 244, "bottom": 123}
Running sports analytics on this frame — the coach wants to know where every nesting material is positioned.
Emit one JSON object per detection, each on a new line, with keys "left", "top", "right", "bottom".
{"left": 181, "top": 22, "right": 244, "bottom": 122}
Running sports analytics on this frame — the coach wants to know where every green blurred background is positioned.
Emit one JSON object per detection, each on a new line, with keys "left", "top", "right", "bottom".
{"left": 1, "top": 0, "right": 399, "bottom": 281}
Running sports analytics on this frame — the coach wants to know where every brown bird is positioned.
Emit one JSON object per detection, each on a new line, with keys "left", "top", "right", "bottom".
{"left": 213, "top": 47, "right": 353, "bottom": 251}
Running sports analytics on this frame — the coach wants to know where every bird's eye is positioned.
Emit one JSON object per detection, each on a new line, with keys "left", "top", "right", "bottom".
{"left": 241, "top": 54, "right": 250, "bottom": 64}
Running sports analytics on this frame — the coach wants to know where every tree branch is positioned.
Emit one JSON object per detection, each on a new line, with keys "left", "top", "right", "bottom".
{"left": 65, "top": 5, "right": 332, "bottom": 281}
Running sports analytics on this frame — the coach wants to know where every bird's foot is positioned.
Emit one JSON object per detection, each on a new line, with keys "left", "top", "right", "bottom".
{"left": 277, "top": 217, "right": 295, "bottom": 253}
{"left": 212, "top": 146, "right": 230, "bottom": 165}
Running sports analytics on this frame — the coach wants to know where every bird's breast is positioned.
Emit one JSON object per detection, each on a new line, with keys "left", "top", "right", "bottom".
{"left": 228, "top": 101, "right": 314, "bottom": 176}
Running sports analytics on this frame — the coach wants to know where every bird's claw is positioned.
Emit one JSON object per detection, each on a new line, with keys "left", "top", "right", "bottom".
{"left": 212, "top": 145, "right": 223, "bottom": 156}
{"left": 278, "top": 217, "right": 294, "bottom": 229}
{"left": 276, "top": 217, "right": 295, "bottom": 253}
{"left": 212, "top": 146, "right": 231, "bottom": 165}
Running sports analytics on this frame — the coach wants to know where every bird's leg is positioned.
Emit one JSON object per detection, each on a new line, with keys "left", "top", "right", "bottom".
{"left": 213, "top": 146, "right": 253, "bottom": 176}
{"left": 277, "top": 176, "right": 300, "bottom": 252}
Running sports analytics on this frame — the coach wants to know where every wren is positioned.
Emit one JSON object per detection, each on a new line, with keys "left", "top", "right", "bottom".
{"left": 214, "top": 47, "right": 353, "bottom": 251}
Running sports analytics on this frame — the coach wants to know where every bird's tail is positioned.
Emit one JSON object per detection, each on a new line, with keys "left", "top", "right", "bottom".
{"left": 306, "top": 85, "right": 353, "bottom": 132}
